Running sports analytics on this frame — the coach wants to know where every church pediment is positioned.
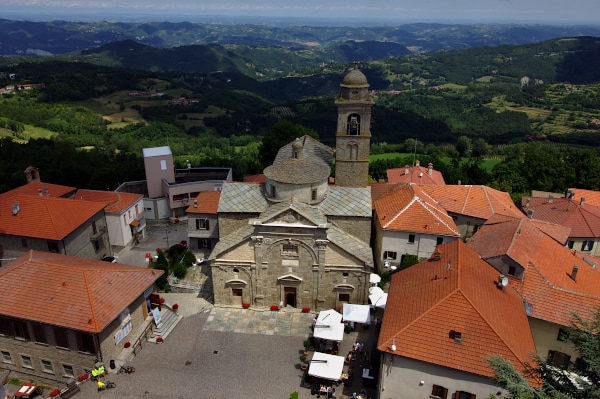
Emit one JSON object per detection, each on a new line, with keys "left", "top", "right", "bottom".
{"left": 225, "top": 278, "right": 248, "bottom": 287}
{"left": 277, "top": 274, "right": 303, "bottom": 284}
{"left": 257, "top": 203, "right": 327, "bottom": 228}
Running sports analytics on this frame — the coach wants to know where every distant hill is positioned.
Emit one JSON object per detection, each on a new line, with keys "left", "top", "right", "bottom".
{"left": 1, "top": 18, "right": 600, "bottom": 56}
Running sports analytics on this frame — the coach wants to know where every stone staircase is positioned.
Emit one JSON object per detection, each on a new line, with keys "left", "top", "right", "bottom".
{"left": 148, "top": 306, "right": 182, "bottom": 343}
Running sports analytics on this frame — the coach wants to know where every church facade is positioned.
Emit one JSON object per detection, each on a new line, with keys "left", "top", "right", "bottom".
{"left": 208, "top": 65, "right": 374, "bottom": 311}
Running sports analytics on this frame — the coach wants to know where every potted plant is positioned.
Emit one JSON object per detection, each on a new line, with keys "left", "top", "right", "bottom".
{"left": 299, "top": 354, "right": 308, "bottom": 371}
{"left": 49, "top": 389, "right": 61, "bottom": 397}
{"left": 156, "top": 336, "right": 164, "bottom": 343}
{"left": 270, "top": 304, "right": 279, "bottom": 311}
{"left": 124, "top": 341, "right": 131, "bottom": 348}
{"left": 172, "top": 303, "right": 179, "bottom": 311}
{"left": 242, "top": 302, "right": 250, "bottom": 309}
{"left": 301, "top": 306, "right": 310, "bottom": 313}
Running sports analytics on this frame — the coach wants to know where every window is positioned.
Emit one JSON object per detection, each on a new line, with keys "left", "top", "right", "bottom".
{"left": 436, "top": 237, "right": 444, "bottom": 245}
{"left": 581, "top": 241, "right": 594, "bottom": 251}
{"left": 21, "top": 238, "right": 28, "bottom": 248}
{"left": 33, "top": 323, "right": 47, "bottom": 344}
{"left": 21, "top": 355, "right": 33, "bottom": 369}
{"left": 348, "top": 143, "right": 358, "bottom": 160}
{"left": 383, "top": 251, "right": 397, "bottom": 260}
{"left": 13, "top": 320, "right": 29, "bottom": 340}
{"left": 282, "top": 244, "right": 299, "bottom": 257}
{"left": 566, "top": 240, "right": 575, "bottom": 249}
{"left": 508, "top": 266, "right": 517, "bottom": 276}
{"left": 270, "top": 185, "right": 276, "bottom": 198}
{"left": 47, "top": 241, "right": 59, "bottom": 253}
{"left": 93, "top": 239, "right": 102, "bottom": 252}
{"left": 454, "top": 392, "right": 476, "bottom": 399}
{"left": 41, "top": 359, "right": 53, "bottom": 373}
{"left": 160, "top": 159, "right": 167, "bottom": 170}
{"left": 431, "top": 384, "right": 448, "bottom": 399}
{"left": 1, "top": 351, "right": 12, "bottom": 363}
{"left": 62, "top": 364, "right": 74, "bottom": 377}
{"left": 408, "top": 234, "right": 415, "bottom": 244}
{"left": 92, "top": 220, "right": 98, "bottom": 234}
{"left": 573, "top": 357, "right": 587, "bottom": 372}
{"left": 347, "top": 114, "right": 360, "bottom": 135}
{"left": 0, "top": 317, "right": 11, "bottom": 336}
{"left": 54, "top": 327, "right": 69, "bottom": 349}
{"left": 311, "top": 189, "right": 317, "bottom": 201}
{"left": 77, "top": 333, "right": 96, "bottom": 354}
{"left": 547, "top": 350, "right": 571, "bottom": 369}
{"left": 557, "top": 328, "right": 570, "bottom": 342}
{"left": 198, "top": 239, "right": 212, "bottom": 249}
{"left": 196, "top": 219, "right": 209, "bottom": 230}
{"left": 450, "top": 330, "right": 463, "bottom": 344}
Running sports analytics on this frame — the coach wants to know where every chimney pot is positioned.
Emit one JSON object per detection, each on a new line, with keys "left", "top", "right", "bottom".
{"left": 580, "top": 197, "right": 586, "bottom": 206}
{"left": 415, "top": 160, "right": 420, "bottom": 167}
{"left": 571, "top": 265, "right": 579, "bottom": 281}
{"left": 404, "top": 165, "right": 410, "bottom": 175}
{"left": 38, "top": 188, "right": 43, "bottom": 198}
{"left": 548, "top": 195, "right": 554, "bottom": 204}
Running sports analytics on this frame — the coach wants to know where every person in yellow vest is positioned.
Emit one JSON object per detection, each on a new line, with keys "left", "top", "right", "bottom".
{"left": 91, "top": 367, "right": 100, "bottom": 380}
{"left": 97, "top": 380, "right": 105, "bottom": 391}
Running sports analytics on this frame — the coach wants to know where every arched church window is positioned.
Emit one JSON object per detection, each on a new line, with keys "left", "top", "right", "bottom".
{"left": 347, "top": 143, "right": 358, "bottom": 160}
{"left": 347, "top": 114, "right": 360, "bottom": 135}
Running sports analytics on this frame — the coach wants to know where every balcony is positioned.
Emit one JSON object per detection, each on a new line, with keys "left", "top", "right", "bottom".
{"left": 89, "top": 225, "right": 107, "bottom": 241}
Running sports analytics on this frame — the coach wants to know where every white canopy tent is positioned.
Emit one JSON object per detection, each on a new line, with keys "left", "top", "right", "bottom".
{"left": 369, "top": 286, "right": 388, "bottom": 309}
{"left": 369, "top": 273, "right": 381, "bottom": 284}
{"left": 317, "top": 309, "right": 343, "bottom": 325}
{"left": 313, "top": 322, "right": 345, "bottom": 342}
{"left": 308, "top": 352, "right": 346, "bottom": 381}
{"left": 342, "top": 303, "right": 370, "bottom": 324}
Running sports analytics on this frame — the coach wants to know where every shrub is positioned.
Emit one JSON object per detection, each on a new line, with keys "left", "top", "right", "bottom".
{"left": 124, "top": 341, "right": 131, "bottom": 348}
{"left": 242, "top": 302, "right": 250, "bottom": 309}
{"left": 172, "top": 303, "right": 179, "bottom": 310}
{"left": 270, "top": 304, "right": 279, "bottom": 311}
{"left": 172, "top": 262, "right": 187, "bottom": 279}
{"left": 301, "top": 307, "right": 310, "bottom": 313}
{"left": 156, "top": 336, "right": 164, "bottom": 343}
{"left": 159, "top": 297, "right": 165, "bottom": 304}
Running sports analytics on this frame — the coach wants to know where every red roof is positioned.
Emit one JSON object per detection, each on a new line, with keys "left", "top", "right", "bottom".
{"left": 387, "top": 163, "right": 445, "bottom": 185}
{"left": 421, "top": 184, "right": 524, "bottom": 220}
{"left": 0, "top": 194, "right": 107, "bottom": 240}
{"left": 570, "top": 188, "right": 600, "bottom": 209}
{"left": 74, "top": 189, "right": 142, "bottom": 214}
{"left": 522, "top": 196, "right": 600, "bottom": 238}
{"left": 368, "top": 182, "right": 406, "bottom": 204}
{"left": 0, "top": 251, "right": 163, "bottom": 332}
{"left": 373, "top": 184, "right": 460, "bottom": 236}
{"left": 378, "top": 240, "right": 536, "bottom": 378}
{"left": 243, "top": 174, "right": 266, "bottom": 183}
{"left": 0, "top": 182, "right": 76, "bottom": 200}
{"left": 468, "top": 218, "right": 600, "bottom": 327}
{"left": 186, "top": 190, "right": 221, "bottom": 214}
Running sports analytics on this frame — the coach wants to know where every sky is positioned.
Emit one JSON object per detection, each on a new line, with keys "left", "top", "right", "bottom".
{"left": 2, "top": 0, "right": 600, "bottom": 24}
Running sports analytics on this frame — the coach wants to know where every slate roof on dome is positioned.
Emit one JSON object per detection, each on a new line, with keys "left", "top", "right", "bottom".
{"left": 341, "top": 64, "right": 369, "bottom": 87}
{"left": 264, "top": 159, "right": 330, "bottom": 184}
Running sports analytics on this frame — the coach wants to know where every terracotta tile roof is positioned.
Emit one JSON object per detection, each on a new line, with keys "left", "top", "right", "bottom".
{"left": 243, "top": 174, "right": 266, "bottom": 183}
{"left": 0, "top": 182, "right": 77, "bottom": 200}
{"left": 421, "top": 184, "right": 525, "bottom": 220}
{"left": 522, "top": 196, "right": 600, "bottom": 238}
{"left": 0, "top": 194, "right": 107, "bottom": 240}
{"left": 368, "top": 182, "right": 405, "bottom": 204}
{"left": 186, "top": 190, "right": 221, "bottom": 214}
{"left": 484, "top": 216, "right": 571, "bottom": 245}
{"left": 387, "top": 163, "right": 446, "bottom": 185}
{"left": 373, "top": 184, "right": 460, "bottom": 236}
{"left": 74, "top": 189, "right": 142, "bottom": 214}
{"left": 569, "top": 188, "right": 600, "bottom": 209}
{"left": 377, "top": 240, "right": 536, "bottom": 378}
{"left": 467, "top": 219, "right": 600, "bottom": 327}
{"left": 0, "top": 250, "right": 163, "bottom": 333}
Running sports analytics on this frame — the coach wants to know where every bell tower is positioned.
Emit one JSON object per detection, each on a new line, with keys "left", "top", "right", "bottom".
{"left": 334, "top": 63, "right": 373, "bottom": 187}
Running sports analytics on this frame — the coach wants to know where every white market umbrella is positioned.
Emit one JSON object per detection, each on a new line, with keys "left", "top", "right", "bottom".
{"left": 369, "top": 273, "right": 381, "bottom": 284}
{"left": 313, "top": 322, "right": 345, "bottom": 342}
{"left": 369, "top": 286, "right": 388, "bottom": 308}
{"left": 342, "top": 303, "right": 370, "bottom": 324}
{"left": 317, "top": 309, "right": 343, "bottom": 326}
{"left": 308, "top": 352, "right": 345, "bottom": 381}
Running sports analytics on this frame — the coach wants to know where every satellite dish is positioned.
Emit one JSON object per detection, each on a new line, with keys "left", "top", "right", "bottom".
{"left": 391, "top": 266, "right": 397, "bottom": 271}
{"left": 384, "top": 261, "right": 390, "bottom": 268}
{"left": 501, "top": 276, "right": 509, "bottom": 287}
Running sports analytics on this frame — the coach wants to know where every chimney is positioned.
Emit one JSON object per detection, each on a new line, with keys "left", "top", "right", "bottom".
{"left": 580, "top": 197, "right": 586, "bottom": 206}
{"left": 404, "top": 165, "right": 410, "bottom": 175}
{"left": 193, "top": 199, "right": 198, "bottom": 208}
{"left": 457, "top": 180, "right": 462, "bottom": 185}
{"left": 415, "top": 160, "right": 420, "bottom": 167}
{"left": 527, "top": 209, "right": 534, "bottom": 219}
{"left": 570, "top": 265, "right": 579, "bottom": 281}
{"left": 44, "top": 187, "right": 49, "bottom": 196}
{"left": 38, "top": 188, "right": 43, "bottom": 198}
{"left": 548, "top": 195, "right": 554, "bottom": 204}
{"left": 525, "top": 198, "right": 531, "bottom": 207}
{"left": 11, "top": 201, "right": 20, "bottom": 216}
{"left": 427, "top": 163, "right": 433, "bottom": 176}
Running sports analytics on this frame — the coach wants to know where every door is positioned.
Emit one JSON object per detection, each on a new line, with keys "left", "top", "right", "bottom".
{"left": 284, "top": 287, "right": 296, "bottom": 308}
{"left": 232, "top": 288, "right": 243, "bottom": 306}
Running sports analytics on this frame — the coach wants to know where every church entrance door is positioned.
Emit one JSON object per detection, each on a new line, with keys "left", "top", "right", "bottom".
{"left": 232, "top": 288, "right": 243, "bottom": 306}
{"left": 284, "top": 287, "right": 297, "bottom": 308}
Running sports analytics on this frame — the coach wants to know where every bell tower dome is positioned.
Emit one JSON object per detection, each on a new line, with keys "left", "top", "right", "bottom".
{"left": 334, "top": 63, "right": 373, "bottom": 187}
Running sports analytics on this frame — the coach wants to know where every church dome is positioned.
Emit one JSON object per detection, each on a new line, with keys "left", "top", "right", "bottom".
{"left": 341, "top": 64, "right": 368, "bottom": 87}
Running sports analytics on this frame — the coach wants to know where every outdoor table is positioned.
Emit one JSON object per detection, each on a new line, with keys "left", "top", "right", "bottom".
{"left": 14, "top": 383, "right": 37, "bottom": 398}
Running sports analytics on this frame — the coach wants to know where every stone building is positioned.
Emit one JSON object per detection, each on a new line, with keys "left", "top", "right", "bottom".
{"left": 208, "top": 66, "right": 374, "bottom": 311}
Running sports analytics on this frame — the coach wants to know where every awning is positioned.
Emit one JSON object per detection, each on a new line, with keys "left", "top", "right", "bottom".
{"left": 342, "top": 303, "right": 370, "bottom": 324}
{"left": 308, "top": 352, "right": 345, "bottom": 381}
{"left": 317, "top": 309, "right": 343, "bottom": 325}
{"left": 369, "top": 273, "right": 381, "bottom": 284}
{"left": 313, "top": 322, "right": 345, "bottom": 342}
{"left": 369, "top": 286, "right": 388, "bottom": 308}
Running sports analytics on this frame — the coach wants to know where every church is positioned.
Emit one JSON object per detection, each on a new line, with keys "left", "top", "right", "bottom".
{"left": 208, "top": 64, "right": 374, "bottom": 311}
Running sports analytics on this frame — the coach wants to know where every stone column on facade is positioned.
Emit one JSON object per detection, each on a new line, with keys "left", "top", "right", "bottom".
{"left": 313, "top": 239, "right": 328, "bottom": 310}
{"left": 251, "top": 235, "right": 264, "bottom": 307}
